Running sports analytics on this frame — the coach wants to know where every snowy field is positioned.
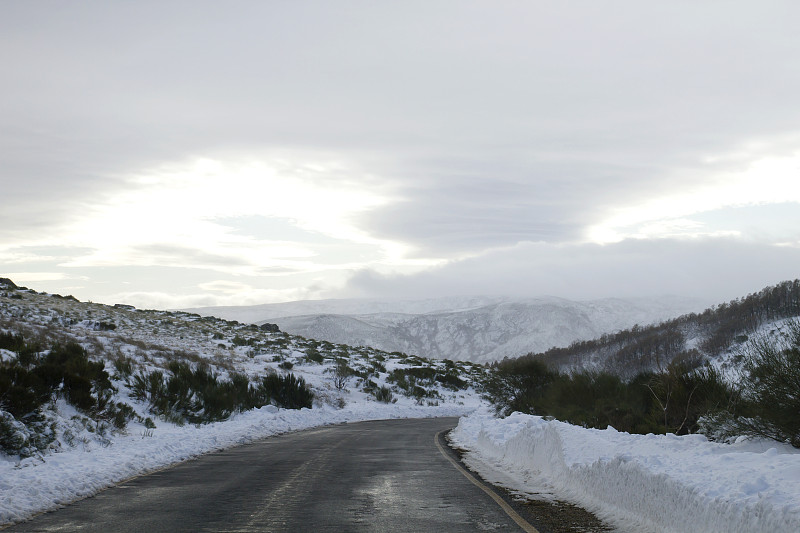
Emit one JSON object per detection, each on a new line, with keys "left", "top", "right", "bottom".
{"left": 450, "top": 408, "right": 800, "bottom": 533}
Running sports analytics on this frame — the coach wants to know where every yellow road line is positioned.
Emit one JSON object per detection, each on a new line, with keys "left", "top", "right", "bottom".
{"left": 435, "top": 430, "right": 540, "bottom": 533}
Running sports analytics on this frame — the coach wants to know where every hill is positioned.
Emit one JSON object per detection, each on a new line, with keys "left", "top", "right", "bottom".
{"left": 185, "top": 295, "right": 707, "bottom": 363}
{"left": 0, "top": 278, "right": 485, "bottom": 459}
{"left": 511, "top": 279, "right": 800, "bottom": 378}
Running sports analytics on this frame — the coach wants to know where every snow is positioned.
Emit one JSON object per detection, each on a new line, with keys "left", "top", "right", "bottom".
{"left": 450, "top": 408, "right": 800, "bottom": 533}
{"left": 187, "top": 295, "right": 707, "bottom": 363}
{"left": 0, "top": 288, "right": 484, "bottom": 526}
{"left": 3, "top": 288, "right": 799, "bottom": 532}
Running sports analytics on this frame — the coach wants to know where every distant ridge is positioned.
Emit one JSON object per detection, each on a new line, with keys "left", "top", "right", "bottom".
{"left": 185, "top": 295, "right": 707, "bottom": 363}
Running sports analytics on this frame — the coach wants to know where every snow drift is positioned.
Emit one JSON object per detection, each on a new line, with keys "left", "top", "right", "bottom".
{"left": 450, "top": 409, "right": 800, "bottom": 533}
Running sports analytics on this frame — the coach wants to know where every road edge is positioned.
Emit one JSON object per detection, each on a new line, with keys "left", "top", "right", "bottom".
{"left": 435, "top": 430, "right": 540, "bottom": 533}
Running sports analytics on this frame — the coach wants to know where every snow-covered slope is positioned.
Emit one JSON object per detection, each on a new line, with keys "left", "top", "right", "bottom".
{"left": 0, "top": 285, "right": 485, "bottom": 525}
{"left": 186, "top": 296, "right": 707, "bottom": 363}
{"left": 3, "top": 283, "right": 798, "bottom": 532}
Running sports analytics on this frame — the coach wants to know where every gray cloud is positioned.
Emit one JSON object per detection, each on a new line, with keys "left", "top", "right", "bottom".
{"left": 2, "top": 2, "right": 799, "bottom": 307}
{"left": 342, "top": 238, "right": 800, "bottom": 305}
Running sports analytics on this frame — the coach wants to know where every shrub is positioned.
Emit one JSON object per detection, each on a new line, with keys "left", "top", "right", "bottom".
{"left": 0, "top": 336, "right": 123, "bottom": 456}
{"left": 374, "top": 385, "right": 394, "bottom": 403}
{"left": 435, "top": 371, "right": 467, "bottom": 390}
{"left": 35, "top": 342, "right": 114, "bottom": 413}
{"left": 0, "top": 332, "right": 25, "bottom": 352}
{"left": 482, "top": 358, "right": 556, "bottom": 416}
{"left": 130, "top": 364, "right": 314, "bottom": 424}
{"left": 327, "top": 358, "right": 354, "bottom": 391}
{"left": 484, "top": 356, "right": 734, "bottom": 436}
{"left": 644, "top": 363, "right": 735, "bottom": 435}
{"left": 257, "top": 373, "right": 313, "bottom": 409}
{"left": 704, "top": 321, "right": 800, "bottom": 447}
{"left": 304, "top": 348, "right": 324, "bottom": 364}
{"left": 113, "top": 356, "right": 134, "bottom": 380}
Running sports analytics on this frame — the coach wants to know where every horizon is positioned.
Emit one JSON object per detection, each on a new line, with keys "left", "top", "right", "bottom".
{"left": 2, "top": 2, "right": 799, "bottom": 310}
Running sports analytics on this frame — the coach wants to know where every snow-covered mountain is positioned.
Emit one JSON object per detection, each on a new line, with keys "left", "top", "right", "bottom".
{"left": 185, "top": 295, "right": 708, "bottom": 363}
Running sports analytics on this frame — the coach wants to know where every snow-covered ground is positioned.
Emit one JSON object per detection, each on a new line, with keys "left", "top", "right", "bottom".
{"left": 185, "top": 295, "right": 707, "bottom": 363}
{"left": 3, "top": 285, "right": 799, "bottom": 532}
{"left": 0, "top": 286, "right": 484, "bottom": 526}
{"left": 450, "top": 408, "right": 800, "bottom": 533}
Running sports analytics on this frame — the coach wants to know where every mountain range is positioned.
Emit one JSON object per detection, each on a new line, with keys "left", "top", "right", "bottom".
{"left": 184, "top": 295, "right": 708, "bottom": 363}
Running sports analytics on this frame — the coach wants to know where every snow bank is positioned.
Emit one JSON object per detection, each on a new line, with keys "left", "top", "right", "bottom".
{"left": 0, "top": 403, "right": 471, "bottom": 526}
{"left": 450, "top": 409, "right": 800, "bottom": 533}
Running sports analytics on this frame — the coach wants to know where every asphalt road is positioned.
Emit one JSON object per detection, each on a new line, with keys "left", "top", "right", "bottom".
{"left": 5, "top": 417, "right": 529, "bottom": 532}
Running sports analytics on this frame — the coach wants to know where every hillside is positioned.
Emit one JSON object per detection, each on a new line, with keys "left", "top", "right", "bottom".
{"left": 185, "top": 295, "right": 706, "bottom": 363}
{"left": 511, "top": 279, "right": 800, "bottom": 378}
{"left": 3, "top": 279, "right": 799, "bottom": 532}
{"left": 0, "top": 278, "right": 485, "bottom": 457}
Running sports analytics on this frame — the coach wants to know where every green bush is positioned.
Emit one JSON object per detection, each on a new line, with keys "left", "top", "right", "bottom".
{"left": 644, "top": 364, "right": 734, "bottom": 435}
{"left": 257, "top": 373, "right": 313, "bottom": 409}
{"left": 482, "top": 358, "right": 557, "bottom": 416}
{"left": 0, "top": 332, "right": 25, "bottom": 352}
{"left": 0, "top": 335, "right": 129, "bottom": 456}
{"left": 703, "top": 320, "right": 800, "bottom": 447}
{"left": 130, "top": 364, "right": 313, "bottom": 424}
{"left": 484, "top": 356, "right": 735, "bottom": 436}
{"left": 374, "top": 385, "right": 394, "bottom": 403}
{"left": 304, "top": 348, "right": 324, "bottom": 364}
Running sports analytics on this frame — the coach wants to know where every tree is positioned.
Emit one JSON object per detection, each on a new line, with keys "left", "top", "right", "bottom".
{"left": 702, "top": 320, "right": 800, "bottom": 447}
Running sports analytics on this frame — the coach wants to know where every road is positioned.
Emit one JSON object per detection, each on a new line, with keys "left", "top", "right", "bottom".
{"left": 4, "top": 418, "right": 534, "bottom": 532}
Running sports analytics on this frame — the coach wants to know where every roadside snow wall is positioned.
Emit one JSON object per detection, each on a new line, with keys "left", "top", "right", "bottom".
{"left": 450, "top": 409, "right": 800, "bottom": 533}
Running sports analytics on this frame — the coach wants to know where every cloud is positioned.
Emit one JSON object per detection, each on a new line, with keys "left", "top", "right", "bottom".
{"left": 2, "top": 2, "right": 800, "bottom": 308}
{"left": 341, "top": 238, "right": 800, "bottom": 305}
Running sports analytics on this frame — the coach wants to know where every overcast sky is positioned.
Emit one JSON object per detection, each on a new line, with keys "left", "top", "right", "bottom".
{"left": 2, "top": 1, "right": 799, "bottom": 310}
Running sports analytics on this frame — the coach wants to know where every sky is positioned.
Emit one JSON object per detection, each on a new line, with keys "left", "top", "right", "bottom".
{"left": 1, "top": 1, "right": 799, "bottom": 310}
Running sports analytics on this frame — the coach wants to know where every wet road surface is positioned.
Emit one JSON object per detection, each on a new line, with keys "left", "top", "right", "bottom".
{"left": 5, "top": 417, "right": 528, "bottom": 532}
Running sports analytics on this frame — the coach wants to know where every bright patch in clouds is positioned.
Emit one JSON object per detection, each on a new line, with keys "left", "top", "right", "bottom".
{"left": 56, "top": 156, "right": 412, "bottom": 275}
{"left": 588, "top": 151, "right": 800, "bottom": 244}
{"left": 4, "top": 272, "right": 69, "bottom": 283}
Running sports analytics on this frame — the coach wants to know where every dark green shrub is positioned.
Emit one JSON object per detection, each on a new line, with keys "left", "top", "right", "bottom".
{"left": 0, "top": 364, "right": 51, "bottom": 419}
{"left": 304, "top": 348, "right": 324, "bottom": 364}
{"left": 435, "top": 371, "right": 467, "bottom": 390}
{"left": 232, "top": 335, "right": 254, "bottom": 347}
{"left": 0, "top": 337, "right": 122, "bottom": 455}
{"left": 113, "top": 356, "right": 134, "bottom": 380}
{"left": 374, "top": 385, "right": 394, "bottom": 403}
{"left": 0, "top": 409, "right": 55, "bottom": 458}
{"left": 704, "top": 321, "right": 800, "bottom": 447}
{"left": 0, "top": 332, "right": 25, "bottom": 352}
{"left": 257, "top": 373, "right": 313, "bottom": 409}
{"left": 482, "top": 358, "right": 557, "bottom": 416}
{"left": 130, "top": 363, "right": 313, "bottom": 423}
{"left": 34, "top": 342, "right": 114, "bottom": 414}
{"left": 644, "top": 363, "right": 735, "bottom": 435}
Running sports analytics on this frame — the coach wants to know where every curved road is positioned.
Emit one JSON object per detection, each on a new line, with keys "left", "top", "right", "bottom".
{"left": 6, "top": 418, "right": 530, "bottom": 532}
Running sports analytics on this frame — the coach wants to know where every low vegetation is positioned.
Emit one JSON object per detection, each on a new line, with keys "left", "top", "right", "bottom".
{"left": 484, "top": 319, "right": 800, "bottom": 447}
{"left": 0, "top": 335, "right": 138, "bottom": 457}
{"left": 1, "top": 279, "right": 484, "bottom": 458}
{"left": 517, "top": 279, "right": 800, "bottom": 377}
{"left": 129, "top": 363, "right": 313, "bottom": 425}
